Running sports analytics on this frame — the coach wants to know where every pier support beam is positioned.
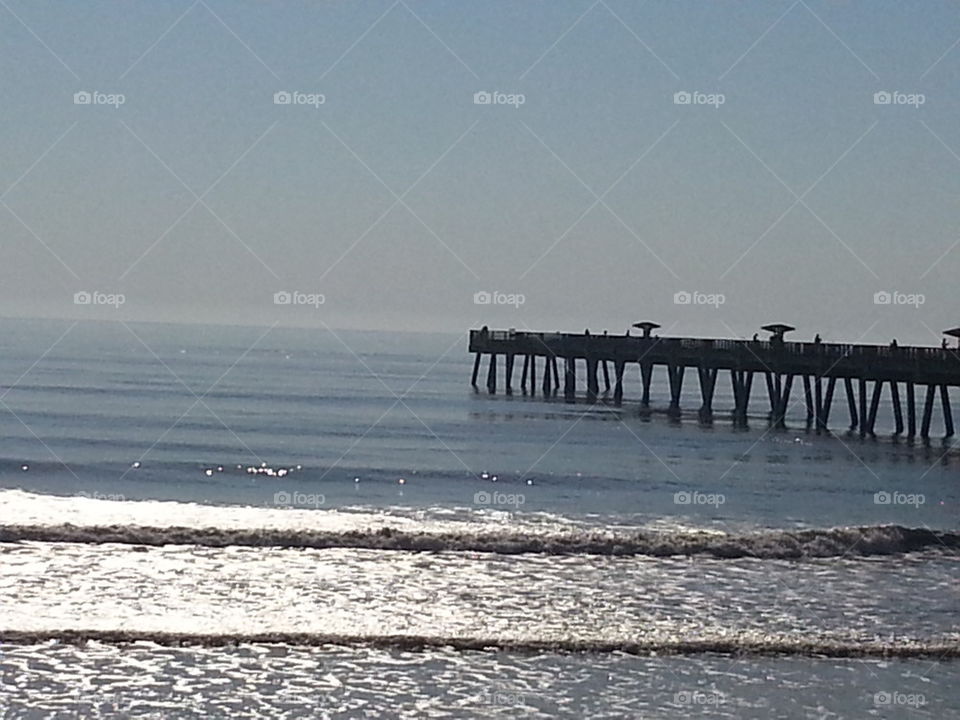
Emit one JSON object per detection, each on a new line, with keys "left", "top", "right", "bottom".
{"left": 730, "top": 370, "right": 753, "bottom": 425}
{"left": 697, "top": 367, "right": 718, "bottom": 420}
{"left": 777, "top": 374, "right": 794, "bottom": 428}
{"left": 602, "top": 361, "right": 611, "bottom": 394}
{"left": 941, "top": 385, "right": 954, "bottom": 437}
{"left": 471, "top": 353, "right": 482, "bottom": 390}
{"left": 818, "top": 377, "right": 836, "bottom": 431}
{"left": 766, "top": 373, "right": 793, "bottom": 428}
{"left": 857, "top": 378, "right": 867, "bottom": 437}
{"left": 529, "top": 355, "right": 537, "bottom": 397}
{"left": 906, "top": 382, "right": 916, "bottom": 438}
{"left": 866, "top": 380, "right": 883, "bottom": 436}
{"left": 486, "top": 354, "right": 497, "bottom": 395}
{"left": 891, "top": 382, "right": 904, "bottom": 435}
{"left": 551, "top": 357, "right": 560, "bottom": 395}
{"left": 803, "top": 375, "right": 814, "bottom": 425}
{"left": 542, "top": 356, "right": 552, "bottom": 396}
{"left": 844, "top": 378, "right": 857, "bottom": 430}
{"left": 667, "top": 364, "right": 685, "bottom": 413}
{"left": 640, "top": 362, "right": 653, "bottom": 407}
{"left": 520, "top": 355, "right": 529, "bottom": 395}
{"left": 505, "top": 354, "right": 514, "bottom": 395}
{"left": 586, "top": 358, "right": 599, "bottom": 403}
{"left": 564, "top": 357, "right": 576, "bottom": 402}
{"left": 614, "top": 361, "right": 625, "bottom": 406}
{"left": 921, "top": 384, "right": 935, "bottom": 439}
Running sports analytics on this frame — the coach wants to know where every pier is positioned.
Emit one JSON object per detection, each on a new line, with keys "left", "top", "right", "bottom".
{"left": 468, "top": 325, "right": 960, "bottom": 438}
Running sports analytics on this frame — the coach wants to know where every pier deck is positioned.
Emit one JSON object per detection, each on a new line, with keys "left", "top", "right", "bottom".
{"left": 468, "top": 328, "right": 960, "bottom": 438}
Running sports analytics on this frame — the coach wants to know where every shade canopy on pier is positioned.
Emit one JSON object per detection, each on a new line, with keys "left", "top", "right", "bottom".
{"left": 944, "top": 328, "right": 960, "bottom": 348}
{"left": 631, "top": 321, "right": 661, "bottom": 338}
{"left": 761, "top": 323, "right": 796, "bottom": 340}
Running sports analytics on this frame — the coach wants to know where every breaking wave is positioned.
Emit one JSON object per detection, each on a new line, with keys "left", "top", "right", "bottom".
{"left": 0, "top": 522, "right": 955, "bottom": 559}
{"left": 1, "top": 629, "right": 957, "bottom": 659}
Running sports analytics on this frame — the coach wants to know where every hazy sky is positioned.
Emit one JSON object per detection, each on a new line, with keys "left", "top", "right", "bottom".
{"left": 2, "top": 1, "right": 960, "bottom": 344}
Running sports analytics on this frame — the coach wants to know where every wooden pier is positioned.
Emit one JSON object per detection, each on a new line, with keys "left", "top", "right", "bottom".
{"left": 468, "top": 326, "right": 960, "bottom": 438}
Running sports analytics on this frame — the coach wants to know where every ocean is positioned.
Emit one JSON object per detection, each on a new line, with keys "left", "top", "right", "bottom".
{"left": 0, "top": 318, "right": 956, "bottom": 719}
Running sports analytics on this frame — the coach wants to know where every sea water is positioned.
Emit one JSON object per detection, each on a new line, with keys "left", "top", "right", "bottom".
{"left": 0, "top": 318, "right": 956, "bottom": 718}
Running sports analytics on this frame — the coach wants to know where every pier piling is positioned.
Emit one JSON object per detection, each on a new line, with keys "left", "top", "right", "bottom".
{"left": 640, "top": 363, "right": 653, "bottom": 407}
{"left": 907, "top": 383, "right": 917, "bottom": 438}
{"left": 891, "top": 382, "right": 904, "bottom": 435}
{"left": 667, "top": 364, "right": 685, "bottom": 413}
{"left": 922, "top": 385, "right": 936, "bottom": 439}
{"left": 471, "top": 353, "right": 481, "bottom": 390}
{"left": 587, "top": 358, "right": 600, "bottom": 402}
{"left": 844, "top": 378, "right": 857, "bottom": 430}
{"left": 614, "top": 361, "right": 625, "bottom": 405}
{"left": 941, "top": 385, "right": 954, "bottom": 437}
{"left": 564, "top": 357, "right": 576, "bottom": 402}
{"left": 698, "top": 367, "right": 718, "bottom": 419}
{"left": 531, "top": 355, "right": 538, "bottom": 397}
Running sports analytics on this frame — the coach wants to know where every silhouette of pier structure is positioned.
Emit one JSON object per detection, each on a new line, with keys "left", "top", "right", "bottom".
{"left": 468, "top": 324, "right": 960, "bottom": 439}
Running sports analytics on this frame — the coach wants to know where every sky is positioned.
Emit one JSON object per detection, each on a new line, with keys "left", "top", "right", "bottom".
{"left": 2, "top": 0, "right": 960, "bottom": 345}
